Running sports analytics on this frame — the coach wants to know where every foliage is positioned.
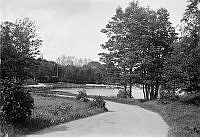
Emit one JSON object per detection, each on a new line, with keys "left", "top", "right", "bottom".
{"left": 18, "top": 95, "right": 106, "bottom": 134}
{"left": 75, "top": 90, "right": 89, "bottom": 102}
{"left": 117, "top": 90, "right": 129, "bottom": 98}
{"left": 99, "top": 0, "right": 200, "bottom": 100}
{"left": 91, "top": 96, "right": 108, "bottom": 111}
{"left": 163, "top": 0, "right": 200, "bottom": 94}
{"left": 99, "top": 2, "right": 177, "bottom": 99}
{"left": 34, "top": 58, "right": 105, "bottom": 84}
{"left": 0, "top": 79, "right": 34, "bottom": 127}
{"left": 159, "top": 90, "right": 179, "bottom": 104}
{"left": 181, "top": 0, "right": 200, "bottom": 35}
{"left": 1, "top": 18, "right": 42, "bottom": 81}
{"left": 56, "top": 55, "right": 91, "bottom": 66}
{"left": 180, "top": 93, "right": 200, "bottom": 106}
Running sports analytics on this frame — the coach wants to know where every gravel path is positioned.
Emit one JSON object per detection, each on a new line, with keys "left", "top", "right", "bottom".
{"left": 27, "top": 101, "right": 168, "bottom": 137}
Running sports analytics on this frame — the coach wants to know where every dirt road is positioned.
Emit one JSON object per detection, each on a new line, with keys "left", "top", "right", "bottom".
{"left": 27, "top": 101, "right": 168, "bottom": 137}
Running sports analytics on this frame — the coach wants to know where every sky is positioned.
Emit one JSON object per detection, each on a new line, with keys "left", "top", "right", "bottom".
{"left": 1, "top": 0, "right": 188, "bottom": 61}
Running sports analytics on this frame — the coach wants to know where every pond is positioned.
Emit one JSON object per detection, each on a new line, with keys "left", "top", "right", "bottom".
{"left": 52, "top": 87, "right": 144, "bottom": 99}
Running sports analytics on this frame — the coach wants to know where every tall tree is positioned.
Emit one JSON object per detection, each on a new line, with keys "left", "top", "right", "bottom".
{"left": 100, "top": 2, "right": 177, "bottom": 99}
{"left": 164, "top": 0, "right": 200, "bottom": 93}
{"left": 1, "top": 18, "right": 42, "bottom": 81}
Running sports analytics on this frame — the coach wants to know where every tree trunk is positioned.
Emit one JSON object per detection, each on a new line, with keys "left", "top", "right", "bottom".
{"left": 129, "top": 67, "right": 133, "bottom": 98}
{"left": 143, "top": 84, "right": 146, "bottom": 99}
{"left": 150, "top": 85, "right": 155, "bottom": 100}
{"left": 154, "top": 82, "right": 159, "bottom": 99}
{"left": 124, "top": 83, "right": 127, "bottom": 92}
{"left": 129, "top": 81, "right": 132, "bottom": 98}
{"left": 145, "top": 84, "right": 149, "bottom": 100}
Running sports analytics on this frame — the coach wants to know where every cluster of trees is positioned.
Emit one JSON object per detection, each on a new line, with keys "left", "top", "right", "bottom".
{"left": 0, "top": 18, "right": 106, "bottom": 135}
{"left": 99, "top": 0, "right": 200, "bottom": 100}
{"left": 34, "top": 58, "right": 105, "bottom": 84}
{"left": 0, "top": 17, "right": 106, "bottom": 85}
{"left": 0, "top": 19, "right": 108, "bottom": 86}
{"left": 1, "top": 18, "right": 40, "bottom": 134}
{"left": 164, "top": 0, "right": 200, "bottom": 93}
{"left": 57, "top": 55, "right": 91, "bottom": 66}
{"left": 1, "top": 18, "right": 42, "bottom": 81}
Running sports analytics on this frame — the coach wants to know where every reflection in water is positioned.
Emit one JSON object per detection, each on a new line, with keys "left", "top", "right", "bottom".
{"left": 52, "top": 87, "right": 144, "bottom": 99}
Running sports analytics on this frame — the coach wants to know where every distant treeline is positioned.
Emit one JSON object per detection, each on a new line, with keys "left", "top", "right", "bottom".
{"left": 32, "top": 58, "right": 106, "bottom": 84}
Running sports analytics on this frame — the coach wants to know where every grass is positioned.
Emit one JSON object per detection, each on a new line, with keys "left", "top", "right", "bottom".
{"left": 15, "top": 94, "right": 107, "bottom": 135}
{"left": 161, "top": 102, "right": 200, "bottom": 137}
{"left": 104, "top": 97, "right": 200, "bottom": 137}
{"left": 24, "top": 87, "right": 200, "bottom": 137}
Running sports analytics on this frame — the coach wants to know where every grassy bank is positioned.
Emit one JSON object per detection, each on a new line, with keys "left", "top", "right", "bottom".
{"left": 105, "top": 97, "right": 200, "bottom": 137}
{"left": 27, "top": 87, "right": 200, "bottom": 137}
{"left": 14, "top": 94, "right": 106, "bottom": 135}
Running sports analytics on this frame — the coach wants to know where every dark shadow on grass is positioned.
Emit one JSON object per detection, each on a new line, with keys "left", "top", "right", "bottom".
{"left": 28, "top": 124, "right": 69, "bottom": 135}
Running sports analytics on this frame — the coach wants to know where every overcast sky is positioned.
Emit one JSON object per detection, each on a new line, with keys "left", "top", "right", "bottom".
{"left": 1, "top": 0, "right": 188, "bottom": 61}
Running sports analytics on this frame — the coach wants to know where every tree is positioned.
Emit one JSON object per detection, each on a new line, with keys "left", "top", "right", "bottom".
{"left": 164, "top": 0, "right": 200, "bottom": 93}
{"left": 57, "top": 55, "right": 91, "bottom": 66}
{"left": 0, "top": 18, "right": 41, "bottom": 135}
{"left": 100, "top": 6, "right": 139, "bottom": 97}
{"left": 139, "top": 8, "right": 177, "bottom": 100}
{"left": 35, "top": 59, "right": 59, "bottom": 83}
{"left": 1, "top": 18, "right": 42, "bottom": 81}
{"left": 100, "top": 2, "right": 177, "bottom": 99}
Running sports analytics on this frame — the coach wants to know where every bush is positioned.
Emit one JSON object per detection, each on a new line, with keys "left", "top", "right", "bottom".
{"left": 75, "top": 90, "right": 89, "bottom": 102}
{"left": 91, "top": 96, "right": 108, "bottom": 111}
{"left": 17, "top": 95, "right": 107, "bottom": 134}
{"left": 180, "top": 93, "right": 200, "bottom": 106}
{"left": 48, "top": 76, "right": 59, "bottom": 83}
{"left": 0, "top": 79, "right": 34, "bottom": 128}
{"left": 23, "top": 79, "right": 37, "bottom": 85}
{"left": 159, "top": 90, "right": 179, "bottom": 104}
{"left": 117, "top": 90, "right": 129, "bottom": 98}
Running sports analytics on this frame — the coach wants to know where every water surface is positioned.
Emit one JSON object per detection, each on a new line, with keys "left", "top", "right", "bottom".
{"left": 52, "top": 87, "right": 144, "bottom": 99}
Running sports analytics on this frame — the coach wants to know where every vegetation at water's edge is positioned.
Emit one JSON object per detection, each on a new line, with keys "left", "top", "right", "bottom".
{"left": 1, "top": 0, "right": 200, "bottom": 137}
{"left": 99, "top": 0, "right": 200, "bottom": 100}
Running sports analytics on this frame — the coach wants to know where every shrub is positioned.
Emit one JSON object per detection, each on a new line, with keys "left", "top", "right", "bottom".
{"left": 75, "top": 90, "right": 88, "bottom": 102}
{"left": 117, "top": 90, "right": 129, "bottom": 98}
{"left": 18, "top": 95, "right": 107, "bottom": 134}
{"left": 23, "top": 79, "right": 37, "bottom": 85}
{"left": 159, "top": 90, "right": 179, "bottom": 104}
{"left": 48, "top": 76, "right": 59, "bottom": 83}
{"left": 180, "top": 93, "right": 200, "bottom": 106}
{"left": 91, "top": 96, "right": 108, "bottom": 111}
{"left": 0, "top": 79, "right": 34, "bottom": 128}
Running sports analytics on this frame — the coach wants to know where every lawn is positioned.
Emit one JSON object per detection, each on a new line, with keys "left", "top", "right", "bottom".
{"left": 105, "top": 97, "right": 200, "bottom": 137}
{"left": 14, "top": 88, "right": 200, "bottom": 137}
{"left": 15, "top": 94, "right": 107, "bottom": 135}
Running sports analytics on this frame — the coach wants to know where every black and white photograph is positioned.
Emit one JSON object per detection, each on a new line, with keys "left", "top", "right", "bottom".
{"left": 0, "top": 0, "right": 200, "bottom": 136}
